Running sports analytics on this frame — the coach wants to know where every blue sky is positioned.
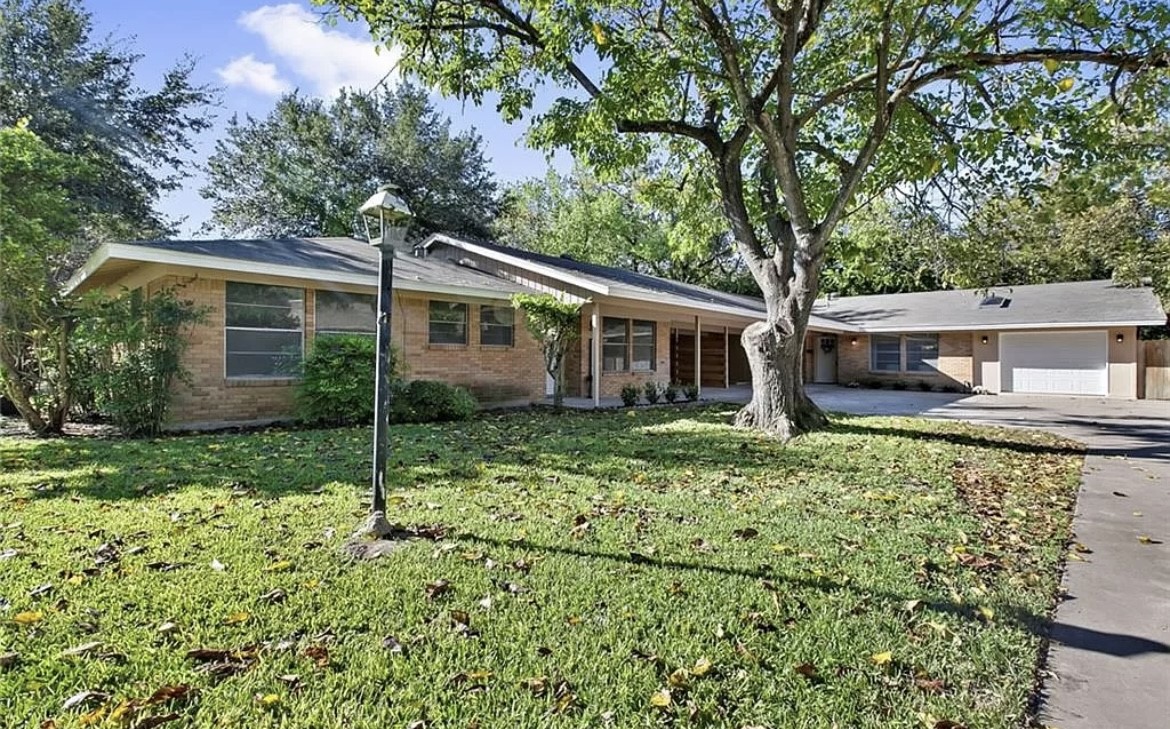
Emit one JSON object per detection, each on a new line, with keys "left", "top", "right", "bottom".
{"left": 86, "top": 0, "right": 568, "bottom": 237}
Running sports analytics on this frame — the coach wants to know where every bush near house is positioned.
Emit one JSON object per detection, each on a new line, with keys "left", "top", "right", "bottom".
{"left": 297, "top": 335, "right": 386, "bottom": 427}
{"left": 620, "top": 383, "right": 640, "bottom": 406}
{"left": 391, "top": 380, "right": 477, "bottom": 423}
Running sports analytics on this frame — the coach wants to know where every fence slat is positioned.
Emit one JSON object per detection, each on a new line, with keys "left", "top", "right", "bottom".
{"left": 1144, "top": 341, "right": 1170, "bottom": 400}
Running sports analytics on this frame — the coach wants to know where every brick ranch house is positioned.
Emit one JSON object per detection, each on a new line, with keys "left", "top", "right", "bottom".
{"left": 67, "top": 234, "right": 1167, "bottom": 428}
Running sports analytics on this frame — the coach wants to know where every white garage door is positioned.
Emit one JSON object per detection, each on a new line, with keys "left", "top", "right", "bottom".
{"left": 1001, "top": 331, "right": 1108, "bottom": 395}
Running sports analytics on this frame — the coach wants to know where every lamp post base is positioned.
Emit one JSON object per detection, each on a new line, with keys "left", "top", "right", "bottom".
{"left": 342, "top": 511, "right": 405, "bottom": 560}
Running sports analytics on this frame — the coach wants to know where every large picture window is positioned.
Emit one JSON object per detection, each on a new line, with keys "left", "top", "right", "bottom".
{"left": 905, "top": 334, "right": 940, "bottom": 372}
{"left": 315, "top": 290, "right": 376, "bottom": 336}
{"left": 225, "top": 282, "right": 304, "bottom": 378}
{"left": 479, "top": 305, "right": 514, "bottom": 347}
{"left": 869, "top": 334, "right": 902, "bottom": 372}
{"left": 602, "top": 317, "right": 657, "bottom": 372}
{"left": 428, "top": 301, "right": 468, "bottom": 345}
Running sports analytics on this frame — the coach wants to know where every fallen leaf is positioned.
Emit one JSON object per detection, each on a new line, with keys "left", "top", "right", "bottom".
{"left": 61, "top": 641, "right": 103, "bottom": 658}
{"left": 1138, "top": 535, "right": 1163, "bottom": 545}
{"left": 303, "top": 644, "right": 330, "bottom": 668}
{"left": 63, "top": 690, "right": 109, "bottom": 711}
{"left": 667, "top": 668, "right": 690, "bottom": 688}
{"left": 209, "top": 559, "right": 226, "bottom": 572}
{"left": 13, "top": 610, "right": 42, "bottom": 626}
{"left": 691, "top": 657, "right": 712, "bottom": 677}
{"left": 0, "top": 651, "right": 19, "bottom": 669}
{"left": 157, "top": 621, "right": 179, "bottom": 636}
{"left": 976, "top": 605, "right": 995, "bottom": 622}
{"left": 256, "top": 693, "right": 280, "bottom": 707}
{"left": 1113, "top": 491, "right": 1128, "bottom": 497}
{"left": 265, "top": 560, "right": 292, "bottom": 572}
{"left": 904, "top": 599, "right": 922, "bottom": 613}
{"left": 425, "top": 579, "right": 451, "bottom": 600}
{"left": 871, "top": 651, "right": 893, "bottom": 666}
{"left": 649, "top": 689, "right": 672, "bottom": 708}
{"left": 145, "top": 684, "right": 195, "bottom": 705}
{"left": 933, "top": 721, "right": 968, "bottom": 729}
{"left": 132, "top": 713, "right": 180, "bottom": 729}
{"left": 29, "top": 583, "right": 53, "bottom": 598}
{"left": 733, "top": 527, "right": 759, "bottom": 540}
{"left": 1073, "top": 543, "right": 1093, "bottom": 554}
{"left": 914, "top": 676, "right": 946, "bottom": 694}
{"left": 260, "top": 588, "right": 287, "bottom": 604}
{"left": 794, "top": 662, "right": 818, "bottom": 678}
{"left": 223, "top": 611, "right": 250, "bottom": 625}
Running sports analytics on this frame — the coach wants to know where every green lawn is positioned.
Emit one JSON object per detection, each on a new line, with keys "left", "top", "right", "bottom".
{"left": 0, "top": 406, "right": 1083, "bottom": 729}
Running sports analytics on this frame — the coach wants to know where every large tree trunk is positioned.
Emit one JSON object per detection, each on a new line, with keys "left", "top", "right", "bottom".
{"left": 735, "top": 318, "right": 826, "bottom": 440}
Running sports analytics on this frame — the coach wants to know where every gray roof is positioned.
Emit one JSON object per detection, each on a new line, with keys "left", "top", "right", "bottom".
{"left": 119, "top": 237, "right": 532, "bottom": 297}
{"left": 811, "top": 279, "right": 1166, "bottom": 332}
{"left": 429, "top": 234, "right": 768, "bottom": 318}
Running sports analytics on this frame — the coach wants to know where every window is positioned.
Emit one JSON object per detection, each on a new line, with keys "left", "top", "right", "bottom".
{"left": 870, "top": 334, "right": 901, "bottom": 372}
{"left": 601, "top": 317, "right": 657, "bottom": 372}
{"left": 315, "top": 290, "right": 376, "bottom": 336}
{"left": 428, "top": 301, "right": 468, "bottom": 345}
{"left": 225, "top": 282, "right": 304, "bottom": 378}
{"left": 905, "top": 334, "right": 939, "bottom": 372}
{"left": 631, "top": 320, "right": 656, "bottom": 371}
{"left": 479, "top": 305, "right": 514, "bottom": 347}
{"left": 602, "top": 317, "right": 628, "bottom": 372}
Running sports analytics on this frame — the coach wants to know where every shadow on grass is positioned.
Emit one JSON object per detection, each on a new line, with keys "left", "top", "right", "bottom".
{"left": 6, "top": 406, "right": 1087, "bottom": 501}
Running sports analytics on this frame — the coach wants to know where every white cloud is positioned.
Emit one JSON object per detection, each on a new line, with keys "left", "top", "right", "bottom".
{"left": 216, "top": 54, "right": 292, "bottom": 96}
{"left": 233, "top": 3, "right": 399, "bottom": 98}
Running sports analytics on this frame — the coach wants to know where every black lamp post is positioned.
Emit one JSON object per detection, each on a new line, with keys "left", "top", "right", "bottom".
{"left": 356, "top": 185, "right": 412, "bottom": 539}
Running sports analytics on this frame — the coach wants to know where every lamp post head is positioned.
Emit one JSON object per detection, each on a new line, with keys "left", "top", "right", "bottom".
{"left": 360, "top": 185, "right": 413, "bottom": 250}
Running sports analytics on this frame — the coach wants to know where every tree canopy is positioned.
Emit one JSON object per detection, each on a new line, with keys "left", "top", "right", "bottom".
{"left": 295, "top": 1, "right": 1170, "bottom": 435}
{"left": 0, "top": 0, "right": 213, "bottom": 239}
{"left": 202, "top": 84, "right": 500, "bottom": 240}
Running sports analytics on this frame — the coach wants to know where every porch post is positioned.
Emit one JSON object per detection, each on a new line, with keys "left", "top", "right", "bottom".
{"left": 693, "top": 314, "right": 702, "bottom": 397}
{"left": 723, "top": 326, "right": 730, "bottom": 388}
{"left": 592, "top": 302, "right": 602, "bottom": 407}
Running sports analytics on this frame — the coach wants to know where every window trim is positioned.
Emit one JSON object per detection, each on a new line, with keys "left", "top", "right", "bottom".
{"left": 427, "top": 300, "right": 469, "bottom": 346}
{"left": 868, "top": 333, "right": 941, "bottom": 374}
{"left": 478, "top": 304, "right": 515, "bottom": 348}
{"left": 601, "top": 316, "right": 657, "bottom": 373}
{"left": 224, "top": 281, "right": 305, "bottom": 380}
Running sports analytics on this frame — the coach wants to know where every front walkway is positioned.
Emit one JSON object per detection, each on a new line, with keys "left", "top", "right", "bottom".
{"left": 808, "top": 385, "right": 1170, "bottom": 729}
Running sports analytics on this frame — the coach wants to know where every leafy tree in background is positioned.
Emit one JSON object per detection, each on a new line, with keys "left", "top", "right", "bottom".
{"left": 202, "top": 85, "right": 499, "bottom": 240}
{"left": 324, "top": 0, "right": 1170, "bottom": 438}
{"left": 511, "top": 293, "right": 581, "bottom": 408}
{"left": 497, "top": 166, "right": 755, "bottom": 292}
{"left": 0, "top": 124, "right": 85, "bottom": 434}
{"left": 0, "top": 0, "right": 214, "bottom": 241}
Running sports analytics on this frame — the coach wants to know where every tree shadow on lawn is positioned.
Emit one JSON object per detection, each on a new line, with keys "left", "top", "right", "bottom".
{"left": 460, "top": 531, "right": 1170, "bottom": 658}
{"left": 11, "top": 406, "right": 1081, "bottom": 502}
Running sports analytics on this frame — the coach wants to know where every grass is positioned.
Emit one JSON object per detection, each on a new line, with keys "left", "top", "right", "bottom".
{"left": 0, "top": 406, "right": 1083, "bottom": 729}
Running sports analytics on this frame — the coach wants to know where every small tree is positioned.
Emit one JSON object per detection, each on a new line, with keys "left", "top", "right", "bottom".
{"left": 512, "top": 293, "right": 582, "bottom": 408}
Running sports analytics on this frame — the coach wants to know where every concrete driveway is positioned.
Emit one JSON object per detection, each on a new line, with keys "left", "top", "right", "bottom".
{"left": 806, "top": 385, "right": 1170, "bottom": 729}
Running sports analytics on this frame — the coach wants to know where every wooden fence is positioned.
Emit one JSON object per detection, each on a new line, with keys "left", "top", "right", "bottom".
{"left": 1144, "top": 340, "right": 1170, "bottom": 400}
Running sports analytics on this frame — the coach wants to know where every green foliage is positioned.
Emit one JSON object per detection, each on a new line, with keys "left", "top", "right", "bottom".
{"left": 511, "top": 293, "right": 582, "bottom": 407}
{"left": 682, "top": 383, "right": 700, "bottom": 402}
{"left": 0, "top": 123, "right": 84, "bottom": 434}
{"left": 392, "top": 380, "right": 477, "bottom": 423}
{"left": 643, "top": 380, "right": 662, "bottom": 404}
{"left": 297, "top": 335, "right": 388, "bottom": 427}
{"left": 663, "top": 383, "right": 679, "bottom": 403}
{"left": 0, "top": 0, "right": 212, "bottom": 239}
{"left": 203, "top": 85, "right": 498, "bottom": 240}
{"left": 72, "top": 288, "right": 206, "bottom": 436}
{"left": 619, "top": 383, "right": 640, "bottom": 407}
{"left": 0, "top": 407, "right": 1084, "bottom": 727}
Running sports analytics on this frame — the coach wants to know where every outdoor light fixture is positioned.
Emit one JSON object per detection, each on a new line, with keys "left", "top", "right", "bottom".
{"left": 1116, "top": 333, "right": 1125, "bottom": 343}
{"left": 356, "top": 185, "right": 412, "bottom": 540}
{"left": 850, "top": 337, "right": 858, "bottom": 346}
{"left": 981, "top": 335, "right": 989, "bottom": 344}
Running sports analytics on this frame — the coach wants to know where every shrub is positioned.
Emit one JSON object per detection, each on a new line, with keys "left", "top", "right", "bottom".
{"left": 891, "top": 380, "right": 909, "bottom": 390}
{"left": 663, "top": 384, "right": 679, "bottom": 403}
{"left": 73, "top": 288, "right": 206, "bottom": 436}
{"left": 297, "top": 334, "right": 388, "bottom": 426}
{"left": 683, "top": 383, "right": 700, "bottom": 401}
{"left": 643, "top": 381, "right": 662, "bottom": 404}
{"left": 860, "top": 378, "right": 884, "bottom": 389}
{"left": 392, "top": 380, "right": 477, "bottom": 423}
{"left": 917, "top": 380, "right": 934, "bottom": 391}
{"left": 620, "top": 383, "right": 640, "bottom": 407}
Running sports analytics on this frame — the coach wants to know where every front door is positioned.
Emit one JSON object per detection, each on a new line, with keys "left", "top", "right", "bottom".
{"left": 814, "top": 335, "right": 837, "bottom": 384}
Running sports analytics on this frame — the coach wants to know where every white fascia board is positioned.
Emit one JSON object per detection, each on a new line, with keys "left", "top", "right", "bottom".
{"left": 425, "top": 234, "right": 611, "bottom": 296}
{"left": 840, "top": 320, "right": 1165, "bottom": 333}
{"left": 72, "top": 243, "right": 516, "bottom": 301}
{"left": 63, "top": 242, "right": 112, "bottom": 294}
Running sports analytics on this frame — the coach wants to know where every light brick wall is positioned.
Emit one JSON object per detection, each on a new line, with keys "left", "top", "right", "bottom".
{"left": 836, "top": 331, "right": 974, "bottom": 389}
{"left": 569, "top": 311, "right": 673, "bottom": 398}
{"left": 152, "top": 275, "right": 545, "bottom": 427}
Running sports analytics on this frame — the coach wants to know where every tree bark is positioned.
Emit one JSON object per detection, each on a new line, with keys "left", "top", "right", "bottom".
{"left": 734, "top": 318, "right": 826, "bottom": 439}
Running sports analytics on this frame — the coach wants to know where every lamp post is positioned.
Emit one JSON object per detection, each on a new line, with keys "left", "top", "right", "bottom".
{"left": 357, "top": 185, "right": 412, "bottom": 538}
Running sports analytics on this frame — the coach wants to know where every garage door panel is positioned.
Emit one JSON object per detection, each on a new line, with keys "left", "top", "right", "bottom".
{"left": 1001, "top": 331, "right": 1107, "bottom": 396}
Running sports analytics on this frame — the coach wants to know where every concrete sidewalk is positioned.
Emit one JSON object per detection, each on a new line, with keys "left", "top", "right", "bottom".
{"left": 809, "top": 387, "right": 1170, "bottom": 729}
